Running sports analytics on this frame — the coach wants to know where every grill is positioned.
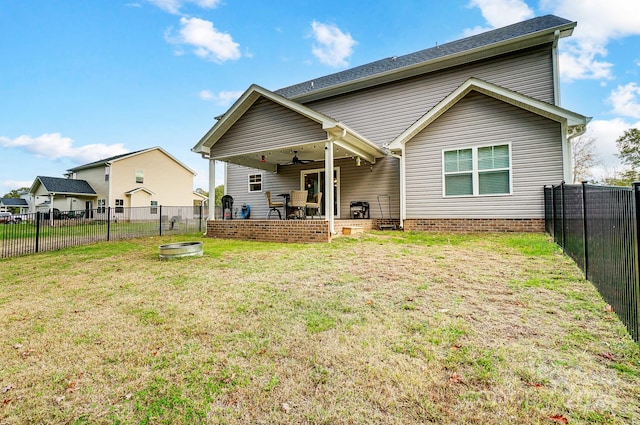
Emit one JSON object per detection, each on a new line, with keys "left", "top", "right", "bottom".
{"left": 350, "top": 201, "right": 370, "bottom": 219}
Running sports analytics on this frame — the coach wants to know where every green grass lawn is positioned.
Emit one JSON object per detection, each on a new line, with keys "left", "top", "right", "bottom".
{"left": 1, "top": 232, "right": 638, "bottom": 424}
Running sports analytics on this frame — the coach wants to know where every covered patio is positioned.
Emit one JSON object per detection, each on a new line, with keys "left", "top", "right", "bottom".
{"left": 192, "top": 85, "right": 398, "bottom": 242}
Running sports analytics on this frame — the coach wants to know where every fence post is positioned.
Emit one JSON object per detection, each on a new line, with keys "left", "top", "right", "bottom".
{"left": 632, "top": 182, "right": 640, "bottom": 342}
{"left": 199, "top": 204, "right": 203, "bottom": 233}
{"left": 582, "top": 181, "right": 589, "bottom": 280}
{"left": 159, "top": 205, "right": 163, "bottom": 237}
{"left": 107, "top": 206, "right": 111, "bottom": 241}
{"left": 561, "top": 181, "right": 566, "bottom": 250}
{"left": 35, "top": 211, "right": 41, "bottom": 253}
{"left": 550, "top": 185, "right": 555, "bottom": 238}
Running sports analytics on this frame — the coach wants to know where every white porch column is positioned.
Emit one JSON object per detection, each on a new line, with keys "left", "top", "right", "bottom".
{"left": 208, "top": 158, "right": 216, "bottom": 220}
{"left": 324, "top": 140, "right": 335, "bottom": 234}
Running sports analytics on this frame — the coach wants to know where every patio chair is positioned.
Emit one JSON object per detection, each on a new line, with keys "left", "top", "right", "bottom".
{"left": 265, "top": 191, "right": 283, "bottom": 219}
{"left": 305, "top": 192, "right": 323, "bottom": 218}
{"left": 288, "top": 190, "right": 308, "bottom": 219}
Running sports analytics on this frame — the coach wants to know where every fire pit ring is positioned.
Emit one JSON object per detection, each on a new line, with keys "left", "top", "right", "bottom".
{"left": 159, "top": 241, "right": 203, "bottom": 260}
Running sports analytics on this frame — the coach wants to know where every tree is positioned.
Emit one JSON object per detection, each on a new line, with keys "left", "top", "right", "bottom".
{"left": 214, "top": 185, "right": 224, "bottom": 206}
{"left": 571, "top": 134, "right": 600, "bottom": 183}
{"left": 616, "top": 128, "right": 640, "bottom": 169}
{"left": 602, "top": 169, "right": 640, "bottom": 187}
{"left": 2, "top": 187, "right": 30, "bottom": 198}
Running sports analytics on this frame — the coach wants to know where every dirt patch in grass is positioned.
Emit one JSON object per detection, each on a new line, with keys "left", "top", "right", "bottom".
{"left": 1, "top": 232, "right": 639, "bottom": 424}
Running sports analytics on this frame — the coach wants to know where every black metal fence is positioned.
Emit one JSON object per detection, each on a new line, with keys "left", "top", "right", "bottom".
{"left": 0, "top": 205, "right": 209, "bottom": 259}
{"left": 544, "top": 182, "right": 640, "bottom": 342}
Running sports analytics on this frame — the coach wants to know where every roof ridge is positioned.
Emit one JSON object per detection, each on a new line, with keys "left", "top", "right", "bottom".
{"left": 275, "top": 14, "right": 574, "bottom": 99}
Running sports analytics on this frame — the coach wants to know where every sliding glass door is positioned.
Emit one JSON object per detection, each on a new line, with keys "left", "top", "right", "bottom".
{"left": 301, "top": 167, "right": 340, "bottom": 217}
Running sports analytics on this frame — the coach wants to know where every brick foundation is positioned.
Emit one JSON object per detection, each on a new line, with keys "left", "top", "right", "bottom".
{"left": 403, "top": 218, "right": 544, "bottom": 233}
{"left": 205, "top": 217, "right": 541, "bottom": 243}
{"left": 206, "top": 219, "right": 330, "bottom": 243}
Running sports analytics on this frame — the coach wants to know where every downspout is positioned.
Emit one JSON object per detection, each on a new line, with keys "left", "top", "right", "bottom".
{"left": 389, "top": 150, "right": 404, "bottom": 229}
{"left": 552, "top": 30, "right": 561, "bottom": 106}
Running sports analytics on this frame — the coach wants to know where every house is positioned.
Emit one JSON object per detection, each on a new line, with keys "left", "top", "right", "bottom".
{"left": 30, "top": 176, "right": 97, "bottom": 214}
{"left": 0, "top": 197, "right": 30, "bottom": 214}
{"left": 30, "top": 147, "right": 203, "bottom": 217}
{"left": 191, "top": 15, "right": 589, "bottom": 238}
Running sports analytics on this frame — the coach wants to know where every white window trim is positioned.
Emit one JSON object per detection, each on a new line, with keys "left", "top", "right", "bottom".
{"left": 442, "top": 142, "right": 512, "bottom": 198}
{"left": 248, "top": 173, "right": 263, "bottom": 193}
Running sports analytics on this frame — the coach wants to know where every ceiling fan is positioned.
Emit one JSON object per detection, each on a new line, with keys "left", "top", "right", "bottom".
{"left": 289, "top": 150, "right": 313, "bottom": 165}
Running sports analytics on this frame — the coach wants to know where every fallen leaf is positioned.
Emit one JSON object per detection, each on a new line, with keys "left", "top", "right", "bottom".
{"left": 451, "top": 344, "right": 462, "bottom": 351}
{"left": 124, "top": 393, "right": 132, "bottom": 400}
{"left": 438, "top": 308, "right": 449, "bottom": 313}
{"left": 549, "top": 414, "right": 568, "bottom": 424}
{"left": 2, "top": 398, "right": 12, "bottom": 406}
{"left": 1, "top": 385, "right": 14, "bottom": 393}
{"left": 600, "top": 352, "right": 615, "bottom": 361}
{"left": 449, "top": 373, "right": 464, "bottom": 384}
{"left": 55, "top": 396, "right": 65, "bottom": 403}
{"left": 605, "top": 304, "right": 614, "bottom": 313}
{"left": 66, "top": 381, "right": 77, "bottom": 393}
{"left": 222, "top": 372, "right": 236, "bottom": 384}
{"left": 529, "top": 382, "right": 543, "bottom": 388}
{"left": 281, "top": 402, "right": 291, "bottom": 413}
{"left": 12, "top": 344, "right": 22, "bottom": 350}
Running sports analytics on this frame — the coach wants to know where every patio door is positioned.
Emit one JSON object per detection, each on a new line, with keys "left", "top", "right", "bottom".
{"left": 301, "top": 167, "right": 340, "bottom": 216}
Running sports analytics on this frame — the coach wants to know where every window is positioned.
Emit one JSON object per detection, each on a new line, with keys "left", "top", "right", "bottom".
{"left": 135, "top": 169, "right": 144, "bottom": 184}
{"left": 97, "top": 199, "right": 106, "bottom": 213}
{"left": 115, "top": 199, "right": 124, "bottom": 213}
{"left": 150, "top": 200, "right": 158, "bottom": 214}
{"left": 248, "top": 174, "right": 262, "bottom": 192}
{"left": 443, "top": 144, "right": 511, "bottom": 197}
{"left": 105, "top": 166, "right": 110, "bottom": 182}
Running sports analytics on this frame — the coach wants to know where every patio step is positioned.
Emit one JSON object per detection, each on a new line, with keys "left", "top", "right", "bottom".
{"left": 342, "top": 226, "right": 364, "bottom": 236}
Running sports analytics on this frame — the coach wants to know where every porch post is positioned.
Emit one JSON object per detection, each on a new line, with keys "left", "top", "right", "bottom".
{"left": 325, "top": 140, "right": 335, "bottom": 234}
{"left": 208, "top": 158, "right": 216, "bottom": 220}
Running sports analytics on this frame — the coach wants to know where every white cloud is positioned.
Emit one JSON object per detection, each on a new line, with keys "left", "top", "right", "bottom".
{"left": 0, "top": 133, "right": 129, "bottom": 163}
{"left": 608, "top": 83, "right": 640, "bottom": 119}
{"left": 166, "top": 17, "right": 241, "bottom": 63}
{"left": 463, "top": 0, "right": 533, "bottom": 36}
{"left": 2, "top": 180, "right": 34, "bottom": 190}
{"left": 540, "top": 0, "right": 640, "bottom": 81}
{"left": 310, "top": 21, "right": 357, "bottom": 68}
{"left": 145, "top": 0, "right": 220, "bottom": 15}
{"left": 198, "top": 89, "right": 243, "bottom": 106}
{"left": 586, "top": 118, "right": 640, "bottom": 178}
{"left": 467, "top": 0, "right": 534, "bottom": 28}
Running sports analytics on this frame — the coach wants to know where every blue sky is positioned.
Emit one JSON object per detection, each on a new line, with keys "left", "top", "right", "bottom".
{"left": 1, "top": 0, "right": 639, "bottom": 195}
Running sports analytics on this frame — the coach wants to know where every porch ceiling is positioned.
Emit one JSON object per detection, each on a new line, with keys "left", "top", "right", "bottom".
{"left": 213, "top": 139, "right": 380, "bottom": 172}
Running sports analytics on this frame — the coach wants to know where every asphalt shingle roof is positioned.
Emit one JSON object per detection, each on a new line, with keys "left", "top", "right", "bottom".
{"left": 0, "top": 198, "right": 28, "bottom": 206}
{"left": 66, "top": 148, "right": 149, "bottom": 172}
{"left": 275, "top": 15, "right": 574, "bottom": 99}
{"left": 36, "top": 176, "right": 97, "bottom": 195}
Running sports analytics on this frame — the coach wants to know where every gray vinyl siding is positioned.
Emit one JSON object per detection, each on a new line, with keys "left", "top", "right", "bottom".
{"left": 306, "top": 45, "right": 554, "bottom": 147}
{"left": 225, "top": 156, "right": 399, "bottom": 220}
{"left": 405, "top": 91, "right": 563, "bottom": 219}
{"left": 211, "top": 97, "right": 328, "bottom": 158}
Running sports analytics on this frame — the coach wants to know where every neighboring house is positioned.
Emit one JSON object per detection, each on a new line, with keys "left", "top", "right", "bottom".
{"left": 0, "top": 197, "right": 29, "bottom": 214}
{"left": 30, "top": 176, "right": 97, "bottom": 214}
{"left": 30, "top": 147, "right": 201, "bottom": 216}
{"left": 191, "top": 15, "right": 589, "bottom": 232}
